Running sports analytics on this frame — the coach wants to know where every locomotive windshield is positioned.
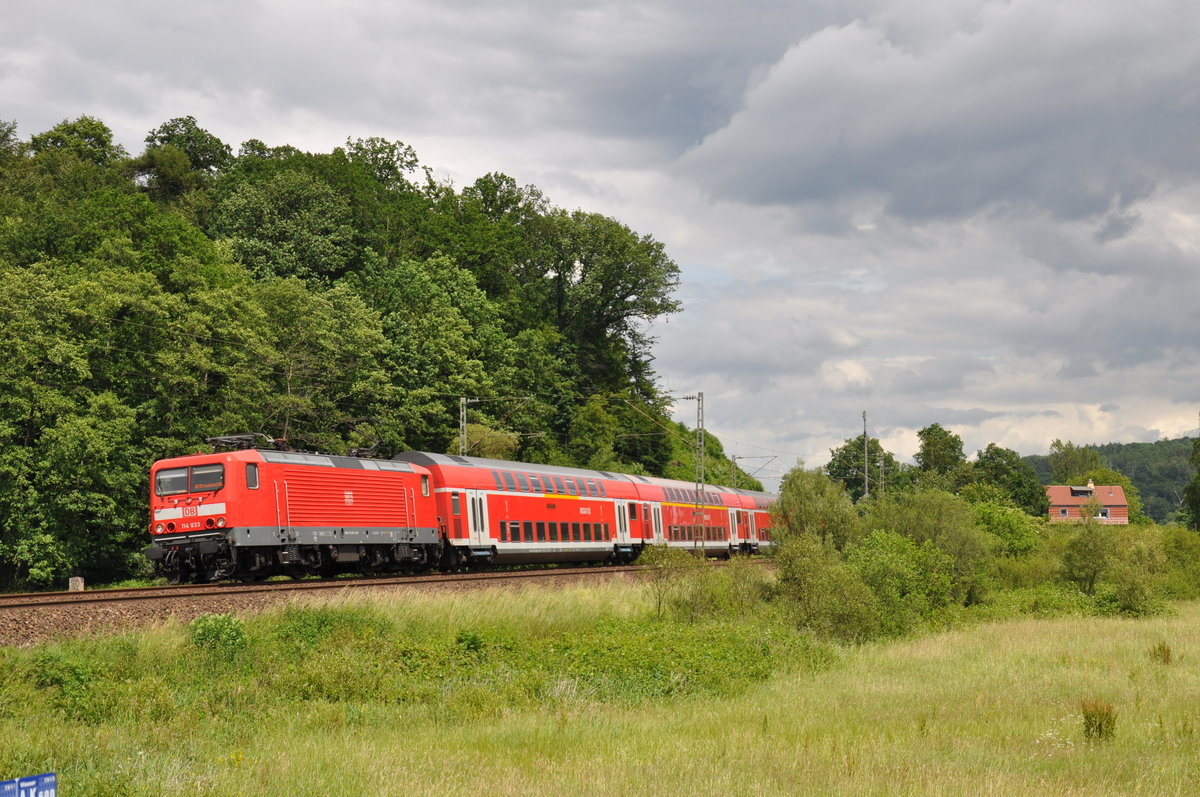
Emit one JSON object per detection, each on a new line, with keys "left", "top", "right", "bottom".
{"left": 155, "top": 468, "right": 188, "bottom": 496}
{"left": 155, "top": 464, "right": 225, "bottom": 496}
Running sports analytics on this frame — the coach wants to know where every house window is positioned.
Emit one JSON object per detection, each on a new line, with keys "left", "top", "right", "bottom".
{"left": 1099, "top": 508, "right": 1110, "bottom": 519}
{"left": 1059, "top": 509, "right": 1068, "bottom": 517}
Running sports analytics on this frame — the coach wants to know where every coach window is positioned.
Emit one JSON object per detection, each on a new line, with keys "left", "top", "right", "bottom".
{"left": 421, "top": 475, "right": 430, "bottom": 497}
{"left": 572, "top": 522, "right": 581, "bottom": 542}
{"left": 451, "top": 493, "right": 461, "bottom": 516}
{"left": 566, "top": 478, "right": 578, "bottom": 496}
{"left": 549, "top": 521, "right": 559, "bottom": 542}
{"left": 528, "top": 474, "right": 543, "bottom": 493}
{"left": 552, "top": 475, "right": 566, "bottom": 494}
{"left": 523, "top": 521, "right": 534, "bottom": 542}
{"left": 511, "top": 520, "right": 522, "bottom": 542}
{"left": 597, "top": 481, "right": 606, "bottom": 497}
{"left": 536, "top": 522, "right": 546, "bottom": 542}
{"left": 516, "top": 473, "right": 531, "bottom": 492}
{"left": 502, "top": 472, "right": 518, "bottom": 491}
{"left": 245, "top": 463, "right": 260, "bottom": 490}
{"left": 583, "top": 523, "right": 592, "bottom": 541}
{"left": 499, "top": 521, "right": 508, "bottom": 542}
{"left": 584, "top": 479, "right": 596, "bottom": 496}
{"left": 603, "top": 523, "right": 611, "bottom": 541}
{"left": 491, "top": 471, "right": 504, "bottom": 490}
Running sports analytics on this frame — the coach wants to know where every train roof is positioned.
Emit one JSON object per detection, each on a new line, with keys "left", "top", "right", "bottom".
{"left": 393, "top": 451, "right": 775, "bottom": 506}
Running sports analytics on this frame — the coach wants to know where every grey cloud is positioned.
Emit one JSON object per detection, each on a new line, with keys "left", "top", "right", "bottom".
{"left": 677, "top": 1, "right": 1200, "bottom": 224}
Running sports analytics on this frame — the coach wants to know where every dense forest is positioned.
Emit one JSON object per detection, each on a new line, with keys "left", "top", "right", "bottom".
{"left": 0, "top": 114, "right": 757, "bottom": 588}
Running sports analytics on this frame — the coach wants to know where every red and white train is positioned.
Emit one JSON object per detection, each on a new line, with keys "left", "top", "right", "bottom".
{"left": 145, "top": 442, "right": 776, "bottom": 583}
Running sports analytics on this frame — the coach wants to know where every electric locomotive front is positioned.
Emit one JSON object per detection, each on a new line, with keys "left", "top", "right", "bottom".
{"left": 145, "top": 447, "right": 442, "bottom": 583}
{"left": 144, "top": 449, "right": 257, "bottom": 582}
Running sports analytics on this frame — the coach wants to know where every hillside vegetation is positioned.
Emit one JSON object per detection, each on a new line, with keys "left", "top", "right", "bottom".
{"left": 0, "top": 114, "right": 757, "bottom": 589}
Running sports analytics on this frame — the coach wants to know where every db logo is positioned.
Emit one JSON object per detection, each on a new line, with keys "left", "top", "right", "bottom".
{"left": 343, "top": 491, "right": 354, "bottom": 505}
{"left": 182, "top": 506, "right": 198, "bottom": 517}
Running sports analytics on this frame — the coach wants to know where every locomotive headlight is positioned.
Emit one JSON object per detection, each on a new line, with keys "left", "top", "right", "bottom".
{"left": 217, "top": 517, "right": 227, "bottom": 528}
{"left": 155, "top": 523, "right": 164, "bottom": 533}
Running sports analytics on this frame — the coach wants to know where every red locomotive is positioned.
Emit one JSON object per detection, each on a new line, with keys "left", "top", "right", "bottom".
{"left": 145, "top": 439, "right": 775, "bottom": 583}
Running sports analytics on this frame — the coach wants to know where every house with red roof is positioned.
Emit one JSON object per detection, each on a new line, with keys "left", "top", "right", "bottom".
{"left": 1045, "top": 479, "right": 1128, "bottom": 524}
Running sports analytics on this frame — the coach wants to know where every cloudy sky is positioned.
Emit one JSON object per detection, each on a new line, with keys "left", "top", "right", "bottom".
{"left": 5, "top": 0, "right": 1199, "bottom": 487}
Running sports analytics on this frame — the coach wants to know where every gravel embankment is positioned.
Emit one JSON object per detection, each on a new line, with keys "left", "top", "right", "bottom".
{"left": 0, "top": 570, "right": 637, "bottom": 647}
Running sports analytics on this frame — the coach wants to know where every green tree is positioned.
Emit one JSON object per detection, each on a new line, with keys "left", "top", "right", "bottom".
{"left": 568, "top": 394, "right": 618, "bottom": 468}
{"left": 862, "top": 489, "right": 992, "bottom": 604}
{"left": 1048, "top": 439, "right": 1104, "bottom": 484}
{"left": 972, "top": 443, "right": 1049, "bottom": 516}
{"left": 772, "top": 464, "right": 861, "bottom": 550}
{"left": 1184, "top": 438, "right": 1200, "bottom": 530}
{"left": 1062, "top": 497, "right": 1118, "bottom": 596}
{"left": 825, "top": 434, "right": 900, "bottom": 501}
{"left": 125, "top": 144, "right": 206, "bottom": 203}
{"left": 0, "top": 119, "right": 19, "bottom": 160}
{"left": 29, "top": 116, "right": 127, "bottom": 166}
{"left": 212, "top": 170, "right": 357, "bottom": 282}
{"left": 915, "top": 423, "right": 965, "bottom": 475}
{"left": 546, "top": 210, "right": 681, "bottom": 390}
{"left": 144, "top": 116, "right": 232, "bottom": 174}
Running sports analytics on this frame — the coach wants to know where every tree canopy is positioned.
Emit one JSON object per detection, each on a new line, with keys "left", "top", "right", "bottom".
{"left": 0, "top": 113, "right": 751, "bottom": 588}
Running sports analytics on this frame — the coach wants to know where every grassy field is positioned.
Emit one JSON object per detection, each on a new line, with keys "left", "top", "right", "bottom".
{"left": 3, "top": 576, "right": 1199, "bottom": 795}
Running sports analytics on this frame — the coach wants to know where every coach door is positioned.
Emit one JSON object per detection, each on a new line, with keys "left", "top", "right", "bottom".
{"left": 652, "top": 504, "right": 663, "bottom": 543}
{"left": 728, "top": 508, "right": 740, "bottom": 548}
{"left": 614, "top": 500, "right": 631, "bottom": 545}
{"left": 466, "top": 490, "right": 490, "bottom": 547}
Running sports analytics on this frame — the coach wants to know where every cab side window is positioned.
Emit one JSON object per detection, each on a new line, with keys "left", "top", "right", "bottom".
{"left": 245, "top": 463, "right": 260, "bottom": 490}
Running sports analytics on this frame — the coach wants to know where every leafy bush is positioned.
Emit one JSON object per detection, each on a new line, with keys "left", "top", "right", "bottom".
{"left": 638, "top": 545, "right": 705, "bottom": 618}
{"left": 971, "top": 501, "right": 1041, "bottom": 556}
{"left": 990, "top": 548, "right": 1061, "bottom": 589}
{"left": 862, "top": 489, "right": 993, "bottom": 604}
{"left": 1161, "top": 526, "right": 1200, "bottom": 599}
{"left": 772, "top": 535, "right": 881, "bottom": 642}
{"left": 188, "top": 612, "right": 247, "bottom": 658}
{"left": 847, "top": 530, "right": 954, "bottom": 636}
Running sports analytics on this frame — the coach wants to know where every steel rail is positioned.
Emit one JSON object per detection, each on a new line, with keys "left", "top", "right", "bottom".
{"left": 0, "top": 565, "right": 647, "bottom": 611}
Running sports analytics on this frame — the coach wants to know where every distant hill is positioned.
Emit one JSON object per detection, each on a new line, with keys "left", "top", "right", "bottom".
{"left": 1024, "top": 437, "right": 1197, "bottom": 523}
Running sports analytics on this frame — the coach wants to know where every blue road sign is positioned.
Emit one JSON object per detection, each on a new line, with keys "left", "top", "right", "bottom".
{"left": 0, "top": 773, "right": 55, "bottom": 797}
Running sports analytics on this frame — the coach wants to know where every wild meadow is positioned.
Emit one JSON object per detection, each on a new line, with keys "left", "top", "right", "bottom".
{"left": 2, "top": 555, "right": 1199, "bottom": 795}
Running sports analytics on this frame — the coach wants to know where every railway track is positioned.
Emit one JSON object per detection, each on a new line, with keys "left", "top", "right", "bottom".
{"left": 0, "top": 565, "right": 647, "bottom": 611}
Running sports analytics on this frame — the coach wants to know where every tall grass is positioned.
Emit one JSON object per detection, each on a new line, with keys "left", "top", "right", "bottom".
{"left": 3, "top": 574, "right": 1200, "bottom": 794}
